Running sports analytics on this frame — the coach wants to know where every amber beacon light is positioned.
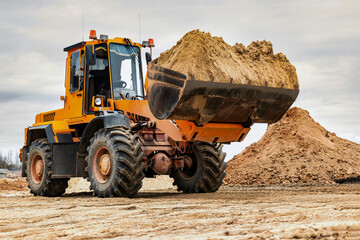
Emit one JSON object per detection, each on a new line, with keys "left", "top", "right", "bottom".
{"left": 148, "top": 38, "right": 155, "bottom": 47}
{"left": 89, "top": 30, "right": 97, "bottom": 39}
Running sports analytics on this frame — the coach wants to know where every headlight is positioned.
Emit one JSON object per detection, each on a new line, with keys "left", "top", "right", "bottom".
{"left": 95, "top": 97, "right": 102, "bottom": 106}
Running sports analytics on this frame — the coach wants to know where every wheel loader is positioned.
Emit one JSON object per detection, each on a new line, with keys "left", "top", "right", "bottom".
{"left": 20, "top": 30, "right": 298, "bottom": 197}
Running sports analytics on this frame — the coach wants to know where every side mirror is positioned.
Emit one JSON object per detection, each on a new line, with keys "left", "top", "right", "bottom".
{"left": 85, "top": 45, "right": 96, "bottom": 66}
{"left": 145, "top": 52, "right": 152, "bottom": 65}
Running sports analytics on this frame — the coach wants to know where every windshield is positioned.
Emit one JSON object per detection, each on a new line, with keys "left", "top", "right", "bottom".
{"left": 109, "top": 43, "right": 144, "bottom": 99}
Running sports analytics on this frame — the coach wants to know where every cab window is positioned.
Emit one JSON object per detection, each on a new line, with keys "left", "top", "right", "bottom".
{"left": 109, "top": 43, "right": 143, "bottom": 99}
{"left": 70, "top": 51, "right": 80, "bottom": 93}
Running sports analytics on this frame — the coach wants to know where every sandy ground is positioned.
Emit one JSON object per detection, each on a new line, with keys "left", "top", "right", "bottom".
{"left": 0, "top": 179, "right": 359, "bottom": 239}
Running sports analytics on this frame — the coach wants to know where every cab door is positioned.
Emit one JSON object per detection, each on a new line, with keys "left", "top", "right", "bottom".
{"left": 66, "top": 50, "right": 85, "bottom": 120}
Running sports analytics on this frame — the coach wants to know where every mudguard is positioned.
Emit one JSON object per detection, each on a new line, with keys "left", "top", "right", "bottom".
{"left": 77, "top": 111, "right": 130, "bottom": 154}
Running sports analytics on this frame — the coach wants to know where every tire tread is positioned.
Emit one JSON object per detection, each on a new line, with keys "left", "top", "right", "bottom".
{"left": 171, "top": 142, "right": 226, "bottom": 193}
{"left": 86, "top": 127, "right": 145, "bottom": 198}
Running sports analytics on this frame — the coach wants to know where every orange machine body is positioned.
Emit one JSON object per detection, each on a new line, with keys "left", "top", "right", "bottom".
{"left": 25, "top": 36, "right": 250, "bottom": 147}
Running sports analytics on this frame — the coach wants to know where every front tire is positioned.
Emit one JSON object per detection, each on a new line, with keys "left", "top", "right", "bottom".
{"left": 26, "top": 139, "right": 68, "bottom": 197}
{"left": 171, "top": 142, "right": 226, "bottom": 193}
{"left": 86, "top": 127, "right": 145, "bottom": 197}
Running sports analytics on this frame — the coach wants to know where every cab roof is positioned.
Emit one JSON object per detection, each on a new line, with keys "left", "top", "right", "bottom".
{"left": 63, "top": 37, "right": 140, "bottom": 52}
{"left": 63, "top": 41, "right": 85, "bottom": 52}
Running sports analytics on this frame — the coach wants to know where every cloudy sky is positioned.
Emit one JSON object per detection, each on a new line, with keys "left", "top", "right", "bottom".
{"left": 0, "top": 0, "right": 359, "bottom": 160}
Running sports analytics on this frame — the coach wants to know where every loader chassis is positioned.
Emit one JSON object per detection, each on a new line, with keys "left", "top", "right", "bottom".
{"left": 21, "top": 35, "right": 231, "bottom": 197}
{"left": 21, "top": 33, "right": 297, "bottom": 197}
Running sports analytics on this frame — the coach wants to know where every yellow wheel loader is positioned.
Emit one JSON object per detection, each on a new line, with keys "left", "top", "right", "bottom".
{"left": 20, "top": 30, "right": 298, "bottom": 197}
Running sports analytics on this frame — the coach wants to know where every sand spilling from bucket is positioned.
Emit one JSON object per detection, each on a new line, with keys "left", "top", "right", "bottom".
{"left": 224, "top": 107, "right": 360, "bottom": 185}
{"left": 155, "top": 29, "right": 299, "bottom": 89}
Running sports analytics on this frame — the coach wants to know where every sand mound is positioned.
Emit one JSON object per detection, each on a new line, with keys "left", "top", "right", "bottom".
{"left": 65, "top": 176, "right": 175, "bottom": 194}
{"left": 141, "top": 176, "right": 175, "bottom": 191}
{"left": 0, "top": 178, "right": 28, "bottom": 191}
{"left": 66, "top": 178, "right": 92, "bottom": 193}
{"left": 224, "top": 107, "right": 360, "bottom": 185}
{"left": 156, "top": 29, "right": 299, "bottom": 89}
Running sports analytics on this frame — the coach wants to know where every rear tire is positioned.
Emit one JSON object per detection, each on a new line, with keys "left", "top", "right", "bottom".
{"left": 86, "top": 127, "right": 145, "bottom": 197}
{"left": 26, "top": 139, "right": 69, "bottom": 197}
{"left": 171, "top": 142, "right": 226, "bottom": 193}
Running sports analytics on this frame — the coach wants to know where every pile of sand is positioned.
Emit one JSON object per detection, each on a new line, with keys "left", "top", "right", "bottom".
{"left": 66, "top": 176, "right": 175, "bottom": 194}
{"left": 66, "top": 178, "right": 92, "bottom": 193}
{"left": 224, "top": 107, "right": 360, "bottom": 185}
{"left": 156, "top": 29, "right": 299, "bottom": 89}
{"left": 141, "top": 176, "right": 175, "bottom": 191}
{"left": 0, "top": 178, "right": 28, "bottom": 191}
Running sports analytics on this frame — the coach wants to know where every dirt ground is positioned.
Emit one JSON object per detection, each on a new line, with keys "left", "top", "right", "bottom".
{"left": 0, "top": 179, "right": 359, "bottom": 239}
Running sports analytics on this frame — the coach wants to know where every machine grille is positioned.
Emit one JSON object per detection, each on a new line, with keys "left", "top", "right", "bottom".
{"left": 43, "top": 113, "right": 55, "bottom": 122}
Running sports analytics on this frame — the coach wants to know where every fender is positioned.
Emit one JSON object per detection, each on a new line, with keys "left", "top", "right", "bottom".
{"left": 77, "top": 111, "right": 131, "bottom": 155}
{"left": 26, "top": 125, "right": 55, "bottom": 146}
{"left": 23, "top": 124, "right": 55, "bottom": 178}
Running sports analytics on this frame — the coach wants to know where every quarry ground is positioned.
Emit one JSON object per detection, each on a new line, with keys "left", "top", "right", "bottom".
{"left": 0, "top": 181, "right": 360, "bottom": 239}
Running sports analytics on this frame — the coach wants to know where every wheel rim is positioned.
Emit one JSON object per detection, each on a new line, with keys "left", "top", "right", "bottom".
{"left": 178, "top": 154, "right": 198, "bottom": 181}
{"left": 93, "top": 146, "right": 112, "bottom": 183}
{"left": 31, "top": 153, "right": 44, "bottom": 184}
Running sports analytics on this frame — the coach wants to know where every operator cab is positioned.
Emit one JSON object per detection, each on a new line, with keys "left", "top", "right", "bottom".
{"left": 63, "top": 31, "right": 146, "bottom": 117}
{"left": 84, "top": 38, "right": 144, "bottom": 112}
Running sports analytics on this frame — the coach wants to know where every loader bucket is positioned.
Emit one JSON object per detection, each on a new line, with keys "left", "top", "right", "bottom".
{"left": 146, "top": 63, "right": 299, "bottom": 126}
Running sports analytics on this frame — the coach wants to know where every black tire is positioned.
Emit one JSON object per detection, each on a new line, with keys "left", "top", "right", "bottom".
{"left": 171, "top": 142, "right": 226, "bottom": 193}
{"left": 26, "top": 139, "right": 69, "bottom": 197}
{"left": 86, "top": 127, "right": 145, "bottom": 198}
